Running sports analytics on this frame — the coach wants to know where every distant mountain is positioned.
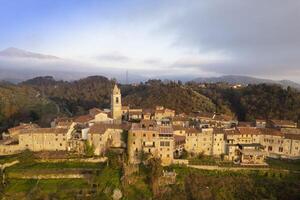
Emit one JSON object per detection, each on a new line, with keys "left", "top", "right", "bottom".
{"left": 0, "top": 47, "right": 146, "bottom": 84}
{"left": 192, "top": 75, "right": 300, "bottom": 89}
{"left": 0, "top": 47, "right": 59, "bottom": 59}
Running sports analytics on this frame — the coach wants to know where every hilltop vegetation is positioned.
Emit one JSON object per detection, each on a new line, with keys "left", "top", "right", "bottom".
{"left": 22, "top": 77, "right": 217, "bottom": 115}
{"left": 0, "top": 83, "right": 58, "bottom": 131}
{"left": 21, "top": 76, "right": 114, "bottom": 115}
{"left": 122, "top": 80, "right": 216, "bottom": 114}
{"left": 189, "top": 83, "right": 300, "bottom": 122}
{"left": 1, "top": 76, "right": 300, "bottom": 131}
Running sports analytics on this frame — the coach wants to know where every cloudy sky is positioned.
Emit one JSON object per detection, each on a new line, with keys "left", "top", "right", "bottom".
{"left": 1, "top": 0, "right": 300, "bottom": 81}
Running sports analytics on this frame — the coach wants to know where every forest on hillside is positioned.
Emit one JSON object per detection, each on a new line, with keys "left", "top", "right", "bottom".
{"left": 1, "top": 76, "right": 300, "bottom": 131}
{"left": 188, "top": 82, "right": 300, "bottom": 122}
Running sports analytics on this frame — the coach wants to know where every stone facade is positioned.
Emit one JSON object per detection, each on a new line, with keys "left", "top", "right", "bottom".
{"left": 111, "top": 84, "right": 122, "bottom": 123}
{"left": 88, "top": 123, "right": 126, "bottom": 156}
{"left": 128, "top": 121, "right": 174, "bottom": 165}
{"left": 18, "top": 128, "right": 69, "bottom": 151}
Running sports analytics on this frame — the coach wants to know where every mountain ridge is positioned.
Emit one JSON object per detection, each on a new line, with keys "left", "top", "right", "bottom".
{"left": 191, "top": 75, "right": 300, "bottom": 89}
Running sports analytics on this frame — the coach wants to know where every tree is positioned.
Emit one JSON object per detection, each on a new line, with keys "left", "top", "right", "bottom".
{"left": 84, "top": 141, "right": 94, "bottom": 157}
{"left": 147, "top": 157, "right": 163, "bottom": 196}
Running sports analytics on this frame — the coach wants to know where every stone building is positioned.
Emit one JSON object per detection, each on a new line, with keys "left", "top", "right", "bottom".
{"left": 154, "top": 106, "right": 175, "bottom": 121}
{"left": 8, "top": 123, "right": 39, "bottom": 139}
{"left": 18, "top": 128, "right": 70, "bottom": 151}
{"left": 225, "top": 127, "right": 261, "bottom": 144}
{"left": 269, "top": 119, "right": 297, "bottom": 129}
{"left": 127, "top": 120, "right": 174, "bottom": 165}
{"left": 185, "top": 128, "right": 214, "bottom": 156}
{"left": 237, "top": 143, "right": 266, "bottom": 165}
{"left": 212, "top": 129, "right": 225, "bottom": 156}
{"left": 111, "top": 84, "right": 122, "bottom": 123}
{"left": 87, "top": 123, "right": 126, "bottom": 156}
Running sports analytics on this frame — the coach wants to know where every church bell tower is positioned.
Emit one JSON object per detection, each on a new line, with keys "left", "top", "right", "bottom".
{"left": 111, "top": 84, "right": 122, "bottom": 123}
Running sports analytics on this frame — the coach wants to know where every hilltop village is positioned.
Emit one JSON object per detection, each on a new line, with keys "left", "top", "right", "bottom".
{"left": 1, "top": 84, "right": 300, "bottom": 166}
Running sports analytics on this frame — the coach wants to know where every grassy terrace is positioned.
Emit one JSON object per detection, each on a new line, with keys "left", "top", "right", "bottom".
{"left": 0, "top": 154, "right": 20, "bottom": 164}
{"left": 7, "top": 161, "right": 103, "bottom": 171}
{"left": 266, "top": 158, "right": 300, "bottom": 171}
{"left": 2, "top": 179, "right": 92, "bottom": 199}
{"left": 188, "top": 155, "right": 300, "bottom": 171}
{"left": 165, "top": 164, "right": 300, "bottom": 200}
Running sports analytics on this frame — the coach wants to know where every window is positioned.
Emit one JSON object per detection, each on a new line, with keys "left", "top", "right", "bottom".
{"left": 133, "top": 141, "right": 135, "bottom": 145}
{"left": 60, "top": 143, "right": 62, "bottom": 146}
{"left": 133, "top": 133, "right": 135, "bottom": 137}
{"left": 148, "top": 149, "right": 151, "bottom": 153}
{"left": 143, "top": 134, "right": 146, "bottom": 137}
{"left": 279, "top": 147, "right": 283, "bottom": 152}
{"left": 160, "top": 141, "right": 170, "bottom": 147}
{"left": 116, "top": 97, "right": 119, "bottom": 103}
{"left": 268, "top": 146, "right": 273, "bottom": 151}
{"left": 153, "top": 134, "right": 156, "bottom": 137}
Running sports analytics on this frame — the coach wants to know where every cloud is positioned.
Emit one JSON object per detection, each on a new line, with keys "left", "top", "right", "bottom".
{"left": 155, "top": 0, "right": 300, "bottom": 78}
{"left": 94, "top": 52, "right": 130, "bottom": 62}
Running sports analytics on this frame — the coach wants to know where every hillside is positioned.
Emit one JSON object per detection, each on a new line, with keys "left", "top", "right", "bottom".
{"left": 192, "top": 75, "right": 300, "bottom": 90}
{"left": 0, "top": 83, "right": 58, "bottom": 131}
{"left": 188, "top": 82, "right": 300, "bottom": 121}
{"left": 122, "top": 80, "right": 216, "bottom": 114}
{"left": 21, "top": 77, "right": 216, "bottom": 115}
{"left": 21, "top": 76, "right": 114, "bottom": 115}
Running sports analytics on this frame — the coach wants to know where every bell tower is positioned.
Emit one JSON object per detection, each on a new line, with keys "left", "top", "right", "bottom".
{"left": 111, "top": 84, "right": 122, "bottom": 123}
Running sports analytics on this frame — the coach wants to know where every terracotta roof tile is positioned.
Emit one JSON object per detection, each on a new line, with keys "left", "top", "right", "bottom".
{"left": 284, "top": 134, "right": 300, "bottom": 140}
{"left": 8, "top": 123, "right": 39, "bottom": 133}
{"left": 259, "top": 128, "right": 284, "bottom": 137}
{"left": 74, "top": 114, "right": 94, "bottom": 123}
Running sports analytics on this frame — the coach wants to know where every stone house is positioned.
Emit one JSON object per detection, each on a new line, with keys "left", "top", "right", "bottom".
{"left": 269, "top": 119, "right": 297, "bottom": 129}
{"left": 127, "top": 121, "right": 174, "bottom": 165}
{"left": 18, "top": 128, "right": 70, "bottom": 151}
{"left": 88, "top": 123, "right": 126, "bottom": 156}
{"left": 185, "top": 128, "right": 214, "bottom": 156}
{"left": 237, "top": 143, "right": 266, "bottom": 165}
{"left": 172, "top": 116, "right": 189, "bottom": 127}
{"left": 154, "top": 106, "right": 175, "bottom": 121}
{"left": 256, "top": 119, "right": 267, "bottom": 128}
{"left": 8, "top": 123, "right": 39, "bottom": 139}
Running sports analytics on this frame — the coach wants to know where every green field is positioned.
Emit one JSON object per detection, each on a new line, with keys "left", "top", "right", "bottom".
{"left": 2, "top": 179, "right": 91, "bottom": 199}
{"left": 266, "top": 158, "right": 300, "bottom": 171}
{"left": 1, "top": 153, "right": 300, "bottom": 200}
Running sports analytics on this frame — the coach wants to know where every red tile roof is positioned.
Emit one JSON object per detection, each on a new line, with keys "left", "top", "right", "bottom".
{"left": 259, "top": 128, "right": 283, "bottom": 137}
{"left": 270, "top": 120, "right": 297, "bottom": 127}
{"left": 74, "top": 114, "right": 94, "bottom": 123}
{"left": 237, "top": 127, "right": 261, "bottom": 135}
{"left": 8, "top": 123, "right": 39, "bottom": 133}
{"left": 284, "top": 134, "right": 300, "bottom": 140}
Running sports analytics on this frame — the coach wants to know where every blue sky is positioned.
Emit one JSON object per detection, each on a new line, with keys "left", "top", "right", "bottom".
{"left": 1, "top": 0, "right": 300, "bottom": 81}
